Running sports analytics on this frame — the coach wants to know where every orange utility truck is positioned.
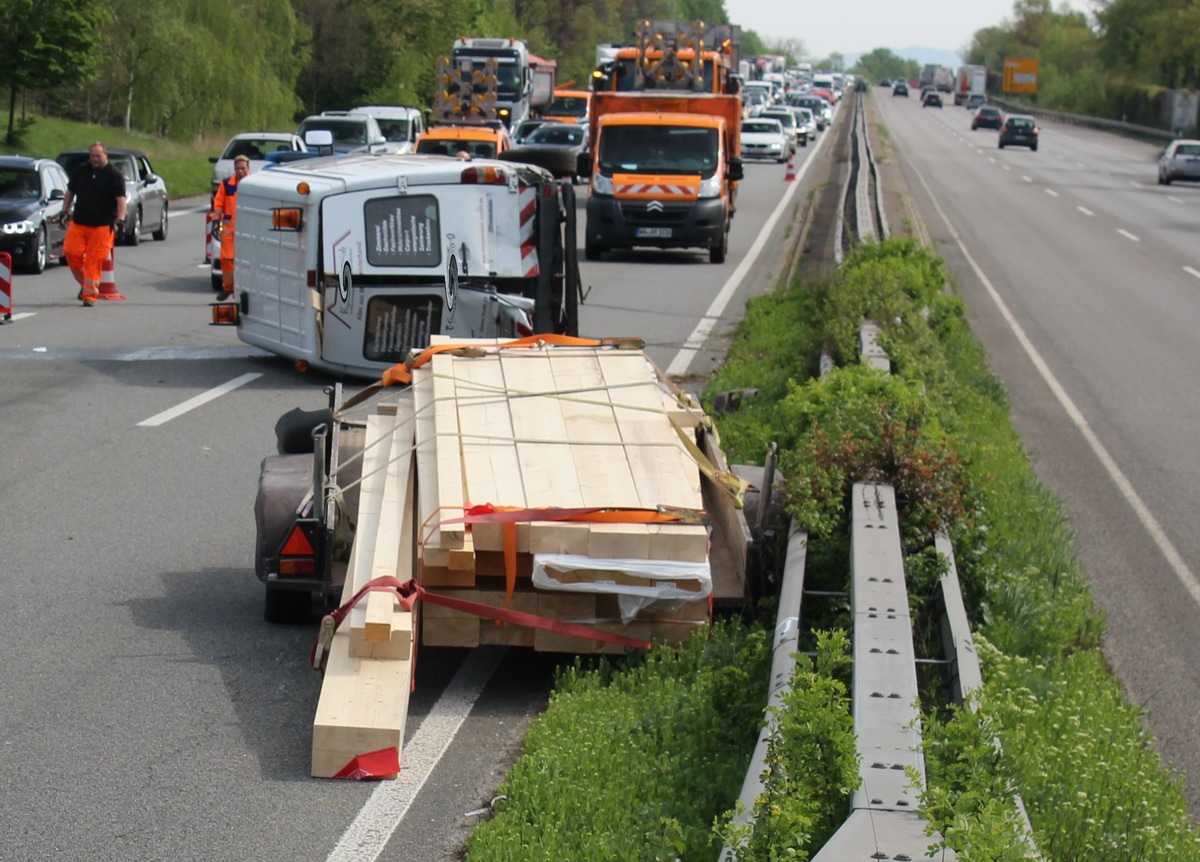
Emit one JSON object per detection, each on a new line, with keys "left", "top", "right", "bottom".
{"left": 584, "top": 21, "right": 743, "bottom": 263}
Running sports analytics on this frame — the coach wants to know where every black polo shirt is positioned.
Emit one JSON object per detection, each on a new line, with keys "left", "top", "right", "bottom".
{"left": 68, "top": 161, "right": 126, "bottom": 227}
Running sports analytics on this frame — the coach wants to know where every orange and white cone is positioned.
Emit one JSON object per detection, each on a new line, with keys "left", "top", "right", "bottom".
{"left": 98, "top": 249, "right": 125, "bottom": 301}
{"left": 785, "top": 155, "right": 796, "bottom": 182}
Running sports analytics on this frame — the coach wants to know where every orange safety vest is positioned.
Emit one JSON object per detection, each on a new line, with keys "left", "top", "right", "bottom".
{"left": 213, "top": 175, "right": 239, "bottom": 256}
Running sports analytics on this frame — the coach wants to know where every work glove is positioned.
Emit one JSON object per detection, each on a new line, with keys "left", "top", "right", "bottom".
{"left": 114, "top": 219, "right": 125, "bottom": 235}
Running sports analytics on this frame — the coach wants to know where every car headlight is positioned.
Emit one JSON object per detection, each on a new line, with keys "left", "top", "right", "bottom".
{"left": 767, "top": 143, "right": 782, "bottom": 152}
{"left": 592, "top": 172, "right": 614, "bottom": 195}
{"left": 1, "top": 220, "right": 36, "bottom": 235}
{"left": 697, "top": 173, "right": 722, "bottom": 199}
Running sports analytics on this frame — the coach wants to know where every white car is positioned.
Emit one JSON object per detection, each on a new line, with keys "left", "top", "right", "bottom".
{"left": 783, "top": 106, "right": 816, "bottom": 146}
{"left": 351, "top": 105, "right": 425, "bottom": 154}
{"left": 740, "top": 118, "right": 792, "bottom": 163}
{"left": 209, "top": 132, "right": 306, "bottom": 200}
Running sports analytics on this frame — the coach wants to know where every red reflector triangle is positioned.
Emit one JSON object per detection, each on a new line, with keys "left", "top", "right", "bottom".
{"left": 281, "top": 527, "right": 315, "bottom": 556}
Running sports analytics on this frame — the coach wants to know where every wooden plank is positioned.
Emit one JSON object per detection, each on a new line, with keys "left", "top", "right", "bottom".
{"left": 704, "top": 428, "right": 751, "bottom": 602}
{"left": 412, "top": 364, "right": 444, "bottom": 558}
{"left": 350, "top": 400, "right": 416, "bottom": 658}
{"left": 502, "top": 349, "right": 582, "bottom": 507}
{"left": 431, "top": 352, "right": 466, "bottom": 548}
{"left": 311, "top": 628, "right": 413, "bottom": 777}
{"left": 454, "top": 352, "right": 523, "bottom": 513}
{"left": 599, "top": 351, "right": 702, "bottom": 510}
{"left": 343, "top": 413, "right": 393, "bottom": 641}
{"left": 534, "top": 593, "right": 598, "bottom": 652}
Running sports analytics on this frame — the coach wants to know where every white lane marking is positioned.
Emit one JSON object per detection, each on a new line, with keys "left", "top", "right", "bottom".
{"left": 325, "top": 647, "right": 505, "bottom": 862}
{"left": 1077, "top": 206, "right": 1094, "bottom": 216}
{"left": 1117, "top": 228, "right": 1140, "bottom": 242}
{"left": 1003, "top": 165, "right": 1012, "bottom": 171}
{"left": 3, "top": 312, "right": 36, "bottom": 322}
{"left": 1130, "top": 181, "right": 1143, "bottom": 188}
{"left": 1184, "top": 266, "right": 1200, "bottom": 280}
{"left": 666, "top": 146, "right": 816, "bottom": 377}
{"left": 988, "top": 157, "right": 997, "bottom": 164}
{"left": 1022, "top": 175, "right": 1033, "bottom": 183}
{"left": 1045, "top": 189, "right": 1059, "bottom": 197}
{"left": 908, "top": 153, "right": 1200, "bottom": 612}
{"left": 169, "top": 205, "right": 211, "bottom": 218}
{"left": 136, "top": 372, "right": 260, "bottom": 426}
{"left": 1075, "top": 162, "right": 1086, "bottom": 168}
{"left": 1168, "top": 196, "right": 1184, "bottom": 205}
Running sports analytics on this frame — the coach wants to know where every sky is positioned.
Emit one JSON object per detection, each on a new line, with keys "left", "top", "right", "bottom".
{"left": 723, "top": 0, "right": 1093, "bottom": 63}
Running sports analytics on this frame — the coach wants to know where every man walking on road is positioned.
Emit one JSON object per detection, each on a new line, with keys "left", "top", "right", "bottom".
{"left": 61, "top": 142, "right": 126, "bottom": 307}
{"left": 211, "top": 154, "right": 249, "bottom": 301}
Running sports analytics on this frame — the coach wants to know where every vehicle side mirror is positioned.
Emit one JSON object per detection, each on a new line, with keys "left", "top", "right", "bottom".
{"left": 727, "top": 157, "right": 744, "bottom": 182}
{"left": 209, "top": 156, "right": 218, "bottom": 163}
{"left": 50, "top": 189, "right": 65, "bottom": 201}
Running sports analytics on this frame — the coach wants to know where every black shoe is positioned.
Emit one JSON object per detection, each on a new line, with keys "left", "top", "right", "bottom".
{"left": 216, "top": 291, "right": 232, "bottom": 301}
{"left": 82, "top": 299, "right": 94, "bottom": 307}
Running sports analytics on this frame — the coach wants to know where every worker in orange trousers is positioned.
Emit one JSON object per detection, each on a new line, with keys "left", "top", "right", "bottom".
{"left": 61, "top": 142, "right": 127, "bottom": 307}
{"left": 211, "top": 154, "right": 250, "bottom": 300}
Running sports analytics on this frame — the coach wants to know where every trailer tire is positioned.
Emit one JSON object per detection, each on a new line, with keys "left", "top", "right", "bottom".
{"left": 264, "top": 585, "right": 312, "bottom": 624}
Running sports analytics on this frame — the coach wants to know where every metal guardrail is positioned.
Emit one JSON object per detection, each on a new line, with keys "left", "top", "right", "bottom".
{"left": 989, "top": 96, "right": 1180, "bottom": 143}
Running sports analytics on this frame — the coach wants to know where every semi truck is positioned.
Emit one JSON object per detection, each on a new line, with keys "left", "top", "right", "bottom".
{"left": 954, "top": 64, "right": 987, "bottom": 105}
{"left": 208, "top": 151, "right": 580, "bottom": 380}
{"left": 449, "top": 37, "right": 537, "bottom": 128}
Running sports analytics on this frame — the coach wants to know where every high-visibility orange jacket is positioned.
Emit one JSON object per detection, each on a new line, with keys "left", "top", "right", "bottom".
{"left": 212, "top": 175, "right": 240, "bottom": 259}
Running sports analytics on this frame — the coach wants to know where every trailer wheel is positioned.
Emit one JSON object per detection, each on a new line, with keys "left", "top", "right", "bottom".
{"left": 264, "top": 585, "right": 312, "bottom": 624}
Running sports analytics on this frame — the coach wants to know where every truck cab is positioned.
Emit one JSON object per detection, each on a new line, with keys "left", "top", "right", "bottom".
{"left": 584, "top": 93, "right": 743, "bottom": 263}
{"left": 414, "top": 123, "right": 512, "bottom": 159}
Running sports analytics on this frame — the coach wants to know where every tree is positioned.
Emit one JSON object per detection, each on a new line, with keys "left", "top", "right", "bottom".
{"left": 0, "top": 0, "right": 108, "bottom": 143}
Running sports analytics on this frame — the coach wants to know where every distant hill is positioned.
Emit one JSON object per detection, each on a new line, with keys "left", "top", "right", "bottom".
{"left": 844, "top": 47, "right": 964, "bottom": 69}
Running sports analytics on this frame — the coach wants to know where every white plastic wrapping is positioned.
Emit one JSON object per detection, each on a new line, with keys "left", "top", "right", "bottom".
{"left": 532, "top": 553, "right": 713, "bottom": 621}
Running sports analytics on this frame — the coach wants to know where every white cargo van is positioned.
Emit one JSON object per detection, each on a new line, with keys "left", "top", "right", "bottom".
{"left": 213, "top": 153, "right": 580, "bottom": 378}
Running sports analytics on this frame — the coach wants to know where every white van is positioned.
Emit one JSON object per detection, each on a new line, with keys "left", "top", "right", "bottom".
{"left": 352, "top": 105, "right": 426, "bottom": 154}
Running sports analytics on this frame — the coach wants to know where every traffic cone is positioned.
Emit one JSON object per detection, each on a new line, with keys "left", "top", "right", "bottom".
{"left": 785, "top": 155, "right": 796, "bottom": 182}
{"left": 97, "top": 249, "right": 126, "bottom": 301}
{"left": 204, "top": 212, "right": 217, "bottom": 263}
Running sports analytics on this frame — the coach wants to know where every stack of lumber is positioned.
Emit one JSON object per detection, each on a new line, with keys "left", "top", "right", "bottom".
{"left": 311, "top": 337, "right": 749, "bottom": 778}
{"left": 411, "top": 337, "right": 731, "bottom": 653}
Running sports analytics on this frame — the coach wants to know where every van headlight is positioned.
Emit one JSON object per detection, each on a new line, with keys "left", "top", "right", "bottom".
{"left": 697, "top": 173, "right": 721, "bottom": 199}
{"left": 592, "top": 172, "right": 614, "bottom": 195}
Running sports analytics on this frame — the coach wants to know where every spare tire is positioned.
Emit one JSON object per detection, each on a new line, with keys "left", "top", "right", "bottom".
{"left": 500, "top": 147, "right": 579, "bottom": 180}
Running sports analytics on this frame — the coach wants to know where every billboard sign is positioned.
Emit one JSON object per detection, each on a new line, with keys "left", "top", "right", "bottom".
{"left": 1003, "top": 58, "right": 1038, "bottom": 94}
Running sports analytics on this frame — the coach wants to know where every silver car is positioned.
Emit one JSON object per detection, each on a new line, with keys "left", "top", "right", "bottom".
{"left": 56, "top": 147, "right": 169, "bottom": 246}
{"left": 1158, "top": 139, "right": 1200, "bottom": 185}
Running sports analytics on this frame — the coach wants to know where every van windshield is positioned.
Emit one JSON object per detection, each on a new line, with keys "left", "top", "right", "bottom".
{"left": 598, "top": 126, "right": 718, "bottom": 175}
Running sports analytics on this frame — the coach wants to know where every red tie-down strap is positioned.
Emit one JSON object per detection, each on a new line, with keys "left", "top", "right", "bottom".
{"left": 310, "top": 575, "right": 657, "bottom": 671}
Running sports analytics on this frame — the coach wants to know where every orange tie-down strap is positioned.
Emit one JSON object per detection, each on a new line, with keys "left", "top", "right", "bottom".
{"left": 310, "top": 575, "right": 656, "bottom": 672}
{"left": 381, "top": 333, "right": 646, "bottom": 387}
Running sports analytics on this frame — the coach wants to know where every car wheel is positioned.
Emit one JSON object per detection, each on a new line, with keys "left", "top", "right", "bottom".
{"left": 152, "top": 201, "right": 168, "bottom": 241}
{"left": 24, "top": 224, "right": 48, "bottom": 274}
{"left": 998, "top": 141, "right": 1005, "bottom": 149}
{"left": 584, "top": 239, "right": 604, "bottom": 261}
{"left": 710, "top": 228, "right": 728, "bottom": 264}
{"left": 125, "top": 207, "right": 141, "bottom": 246}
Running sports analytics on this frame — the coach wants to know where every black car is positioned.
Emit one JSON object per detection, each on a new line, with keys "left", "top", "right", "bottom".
{"left": 893, "top": 81, "right": 908, "bottom": 97}
{"left": 503, "top": 121, "right": 590, "bottom": 182}
{"left": 922, "top": 90, "right": 943, "bottom": 108}
{"left": 999, "top": 115, "right": 1039, "bottom": 151}
{"left": 0, "top": 156, "right": 69, "bottom": 273}
{"left": 56, "top": 147, "right": 169, "bottom": 246}
{"left": 972, "top": 106, "right": 1004, "bottom": 130}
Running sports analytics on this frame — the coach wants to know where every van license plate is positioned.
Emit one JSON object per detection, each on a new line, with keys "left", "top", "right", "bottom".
{"left": 636, "top": 227, "right": 672, "bottom": 238}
